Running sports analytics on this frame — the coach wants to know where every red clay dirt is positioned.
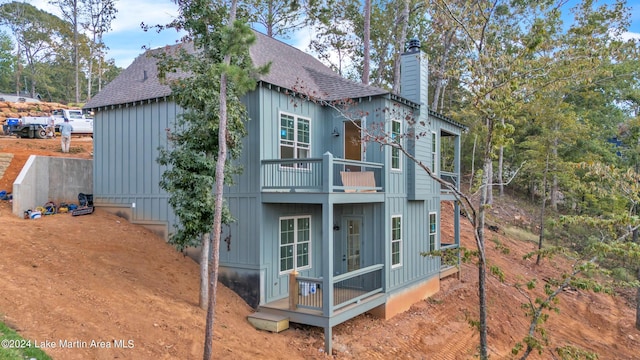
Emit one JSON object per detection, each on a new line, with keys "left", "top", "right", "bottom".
{"left": 0, "top": 136, "right": 638, "bottom": 359}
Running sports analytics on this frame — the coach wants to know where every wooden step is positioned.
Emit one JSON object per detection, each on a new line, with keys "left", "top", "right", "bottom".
{"left": 247, "top": 312, "right": 289, "bottom": 333}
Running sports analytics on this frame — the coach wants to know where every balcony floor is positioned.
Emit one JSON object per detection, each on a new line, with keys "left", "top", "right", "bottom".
{"left": 258, "top": 290, "right": 386, "bottom": 329}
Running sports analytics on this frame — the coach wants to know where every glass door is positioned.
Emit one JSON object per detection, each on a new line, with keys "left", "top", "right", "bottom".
{"left": 345, "top": 218, "right": 361, "bottom": 272}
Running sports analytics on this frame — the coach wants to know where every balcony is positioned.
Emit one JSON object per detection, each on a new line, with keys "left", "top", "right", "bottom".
{"left": 261, "top": 153, "right": 385, "bottom": 203}
{"left": 259, "top": 264, "right": 386, "bottom": 327}
{"left": 440, "top": 171, "right": 459, "bottom": 200}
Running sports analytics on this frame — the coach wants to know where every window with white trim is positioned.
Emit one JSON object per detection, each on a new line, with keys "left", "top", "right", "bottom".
{"left": 279, "top": 216, "right": 311, "bottom": 273}
{"left": 429, "top": 212, "right": 437, "bottom": 251}
{"left": 280, "top": 113, "right": 310, "bottom": 168}
{"left": 431, "top": 131, "right": 438, "bottom": 174}
{"left": 391, "top": 120, "right": 401, "bottom": 170}
{"left": 391, "top": 215, "right": 402, "bottom": 267}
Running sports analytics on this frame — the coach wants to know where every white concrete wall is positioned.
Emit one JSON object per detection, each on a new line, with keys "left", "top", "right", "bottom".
{"left": 12, "top": 156, "right": 93, "bottom": 217}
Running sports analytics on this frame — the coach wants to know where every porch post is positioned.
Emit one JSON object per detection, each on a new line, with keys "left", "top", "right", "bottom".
{"left": 323, "top": 152, "right": 333, "bottom": 193}
{"left": 454, "top": 134, "right": 461, "bottom": 185}
{"left": 454, "top": 134, "right": 462, "bottom": 280}
{"left": 454, "top": 201, "right": 460, "bottom": 247}
{"left": 322, "top": 199, "right": 334, "bottom": 353}
{"left": 288, "top": 270, "right": 298, "bottom": 310}
{"left": 454, "top": 201, "right": 461, "bottom": 280}
{"left": 324, "top": 326, "right": 332, "bottom": 355}
{"left": 322, "top": 201, "right": 334, "bottom": 315}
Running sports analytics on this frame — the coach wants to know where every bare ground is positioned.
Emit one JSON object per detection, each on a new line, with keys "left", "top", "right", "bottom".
{"left": 0, "top": 136, "right": 638, "bottom": 359}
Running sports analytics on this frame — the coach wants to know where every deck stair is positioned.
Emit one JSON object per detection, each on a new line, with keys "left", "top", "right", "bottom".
{"left": 247, "top": 312, "right": 289, "bottom": 333}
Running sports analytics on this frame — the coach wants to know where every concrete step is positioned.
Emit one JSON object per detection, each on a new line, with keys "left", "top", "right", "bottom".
{"left": 247, "top": 312, "right": 289, "bottom": 333}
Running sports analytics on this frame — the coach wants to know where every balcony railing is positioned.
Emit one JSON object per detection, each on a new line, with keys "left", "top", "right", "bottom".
{"left": 261, "top": 153, "right": 384, "bottom": 193}
{"left": 332, "top": 264, "right": 383, "bottom": 310}
{"left": 289, "top": 264, "right": 384, "bottom": 313}
{"left": 440, "top": 171, "right": 458, "bottom": 192}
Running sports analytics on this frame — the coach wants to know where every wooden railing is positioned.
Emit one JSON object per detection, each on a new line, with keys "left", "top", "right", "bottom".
{"left": 288, "top": 264, "right": 384, "bottom": 313}
{"left": 332, "top": 264, "right": 384, "bottom": 310}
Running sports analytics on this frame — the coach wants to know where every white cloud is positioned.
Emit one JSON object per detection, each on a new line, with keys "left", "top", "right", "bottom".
{"left": 109, "top": 1, "right": 179, "bottom": 33}
{"left": 619, "top": 31, "right": 640, "bottom": 42}
{"left": 21, "top": 0, "right": 181, "bottom": 68}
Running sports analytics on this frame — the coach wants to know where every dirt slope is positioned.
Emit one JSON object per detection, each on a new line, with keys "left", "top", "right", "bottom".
{"left": 0, "top": 136, "right": 638, "bottom": 359}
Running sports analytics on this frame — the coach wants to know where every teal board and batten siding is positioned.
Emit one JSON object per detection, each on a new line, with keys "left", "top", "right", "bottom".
{"left": 93, "top": 100, "right": 181, "bottom": 236}
{"left": 385, "top": 196, "right": 440, "bottom": 291}
{"left": 255, "top": 84, "right": 325, "bottom": 162}
{"left": 400, "top": 49, "right": 434, "bottom": 201}
{"left": 333, "top": 203, "right": 385, "bottom": 274}
{"left": 406, "top": 118, "right": 434, "bottom": 201}
{"left": 260, "top": 203, "right": 323, "bottom": 304}
{"left": 254, "top": 83, "right": 391, "bottom": 168}
{"left": 329, "top": 97, "right": 388, "bottom": 165}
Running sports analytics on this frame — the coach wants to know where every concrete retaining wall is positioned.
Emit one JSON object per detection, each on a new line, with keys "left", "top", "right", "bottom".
{"left": 12, "top": 155, "right": 92, "bottom": 217}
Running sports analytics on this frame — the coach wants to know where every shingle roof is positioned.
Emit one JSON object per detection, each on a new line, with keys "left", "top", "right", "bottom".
{"left": 85, "top": 30, "right": 389, "bottom": 109}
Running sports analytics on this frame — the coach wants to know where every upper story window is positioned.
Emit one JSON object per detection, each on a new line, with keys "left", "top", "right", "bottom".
{"left": 280, "top": 113, "right": 310, "bottom": 168}
{"left": 391, "top": 120, "right": 401, "bottom": 170}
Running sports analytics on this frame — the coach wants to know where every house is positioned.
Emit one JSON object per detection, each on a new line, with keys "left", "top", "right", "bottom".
{"left": 84, "top": 32, "right": 466, "bottom": 353}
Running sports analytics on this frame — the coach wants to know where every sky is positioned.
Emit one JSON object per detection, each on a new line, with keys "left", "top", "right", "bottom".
{"left": 23, "top": 0, "right": 640, "bottom": 69}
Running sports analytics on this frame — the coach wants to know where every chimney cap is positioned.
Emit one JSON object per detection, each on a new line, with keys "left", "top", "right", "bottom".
{"left": 406, "top": 37, "right": 421, "bottom": 52}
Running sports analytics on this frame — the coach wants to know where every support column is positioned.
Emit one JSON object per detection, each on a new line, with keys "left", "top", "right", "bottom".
{"left": 322, "top": 200, "right": 334, "bottom": 353}
{"left": 454, "top": 201, "right": 461, "bottom": 280}
{"left": 324, "top": 326, "right": 333, "bottom": 355}
{"left": 454, "top": 134, "right": 461, "bottom": 186}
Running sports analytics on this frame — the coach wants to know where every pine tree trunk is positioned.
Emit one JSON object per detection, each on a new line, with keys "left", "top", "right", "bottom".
{"left": 636, "top": 267, "right": 640, "bottom": 330}
{"left": 498, "top": 144, "right": 504, "bottom": 197}
{"left": 73, "top": 0, "right": 79, "bottom": 103}
{"left": 477, "top": 117, "right": 493, "bottom": 360}
{"left": 203, "top": 3, "right": 237, "bottom": 359}
{"left": 485, "top": 118, "right": 493, "bottom": 205}
{"left": 391, "top": 0, "right": 409, "bottom": 93}
{"left": 536, "top": 154, "right": 549, "bottom": 265}
{"left": 431, "top": 29, "right": 454, "bottom": 113}
{"left": 550, "top": 137, "right": 559, "bottom": 210}
{"left": 486, "top": 157, "right": 493, "bottom": 205}
{"left": 199, "top": 232, "right": 210, "bottom": 309}
{"left": 498, "top": 118, "right": 505, "bottom": 197}
{"left": 469, "top": 134, "right": 477, "bottom": 192}
{"left": 362, "top": 0, "right": 370, "bottom": 85}
{"left": 477, "top": 153, "right": 490, "bottom": 360}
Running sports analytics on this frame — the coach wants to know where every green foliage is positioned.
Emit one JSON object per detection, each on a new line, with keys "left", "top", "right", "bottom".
{"left": 0, "top": 321, "right": 52, "bottom": 360}
{"left": 0, "top": 31, "right": 15, "bottom": 92}
{"left": 491, "top": 238, "right": 511, "bottom": 255}
{"left": 421, "top": 247, "right": 460, "bottom": 267}
{"left": 490, "top": 265, "right": 505, "bottom": 283}
{"left": 0, "top": 1, "right": 120, "bottom": 102}
{"left": 156, "top": 0, "right": 269, "bottom": 252}
{"left": 556, "top": 345, "right": 599, "bottom": 360}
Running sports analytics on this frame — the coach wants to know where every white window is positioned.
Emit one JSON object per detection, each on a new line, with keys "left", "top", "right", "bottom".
{"left": 429, "top": 212, "right": 437, "bottom": 251}
{"left": 431, "top": 131, "right": 438, "bottom": 174}
{"left": 280, "top": 113, "right": 310, "bottom": 168}
{"left": 279, "top": 216, "right": 311, "bottom": 273}
{"left": 391, "top": 120, "right": 401, "bottom": 170}
{"left": 391, "top": 215, "right": 402, "bottom": 267}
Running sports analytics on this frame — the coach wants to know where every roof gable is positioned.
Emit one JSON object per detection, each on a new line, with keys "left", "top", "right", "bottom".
{"left": 85, "top": 30, "right": 389, "bottom": 109}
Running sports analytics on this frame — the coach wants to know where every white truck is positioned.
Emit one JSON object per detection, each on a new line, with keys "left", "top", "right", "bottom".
{"left": 9, "top": 109, "right": 93, "bottom": 138}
